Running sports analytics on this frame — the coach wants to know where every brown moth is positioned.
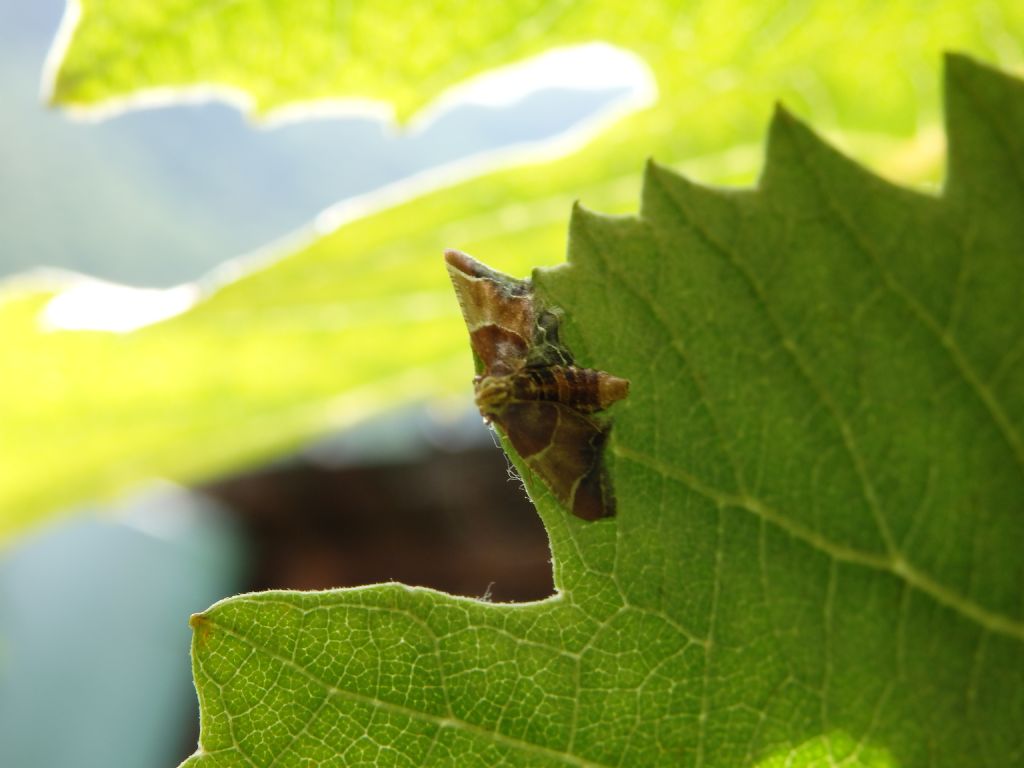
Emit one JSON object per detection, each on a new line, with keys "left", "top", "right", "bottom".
{"left": 445, "top": 249, "right": 629, "bottom": 521}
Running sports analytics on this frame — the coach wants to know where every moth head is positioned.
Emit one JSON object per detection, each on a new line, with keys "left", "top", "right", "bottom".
{"left": 473, "top": 375, "right": 512, "bottom": 420}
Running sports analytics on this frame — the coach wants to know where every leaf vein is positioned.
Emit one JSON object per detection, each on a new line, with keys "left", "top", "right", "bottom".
{"left": 614, "top": 444, "right": 1024, "bottom": 642}
{"left": 203, "top": 617, "right": 617, "bottom": 768}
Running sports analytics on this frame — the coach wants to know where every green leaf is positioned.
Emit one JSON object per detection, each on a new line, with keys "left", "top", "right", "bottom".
{"left": 48, "top": 0, "right": 1024, "bottom": 136}
{"left": 182, "top": 55, "right": 1024, "bottom": 767}
{"left": 52, "top": 0, "right": 601, "bottom": 120}
{"left": 7, "top": 2, "right": 1024, "bottom": 541}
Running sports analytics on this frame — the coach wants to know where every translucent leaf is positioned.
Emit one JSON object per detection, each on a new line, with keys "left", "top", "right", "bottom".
{"left": 182, "top": 56, "right": 1024, "bottom": 767}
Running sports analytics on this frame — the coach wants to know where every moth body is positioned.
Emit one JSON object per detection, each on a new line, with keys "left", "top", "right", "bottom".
{"left": 475, "top": 366, "right": 628, "bottom": 421}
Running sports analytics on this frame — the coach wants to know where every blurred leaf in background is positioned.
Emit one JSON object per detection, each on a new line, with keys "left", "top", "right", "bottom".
{"left": 3, "top": 0, "right": 1023, "bottom": 540}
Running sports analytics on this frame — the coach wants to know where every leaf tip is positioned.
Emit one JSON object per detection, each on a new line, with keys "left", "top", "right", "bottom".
{"left": 771, "top": 99, "right": 793, "bottom": 120}
{"left": 189, "top": 613, "right": 213, "bottom": 645}
{"left": 639, "top": 157, "right": 688, "bottom": 216}
{"left": 761, "top": 100, "right": 847, "bottom": 193}
{"left": 642, "top": 157, "right": 670, "bottom": 185}
{"left": 569, "top": 198, "right": 590, "bottom": 224}
{"left": 942, "top": 51, "right": 1024, "bottom": 197}
{"left": 766, "top": 100, "right": 808, "bottom": 146}
{"left": 942, "top": 50, "right": 990, "bottom": 105}
{"left": 943, "top": 50, "right": 978, "bottom": 78}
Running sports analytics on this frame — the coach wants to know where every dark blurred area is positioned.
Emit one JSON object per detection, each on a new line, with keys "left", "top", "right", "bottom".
{"left": 174, "top": 431, "right": 553, "bottom": 765}
{"left": 1, "top": 413, "right": 555, "bottom": 768}
{"left": 205, "top": 440, "right": 553, "bottom": 602}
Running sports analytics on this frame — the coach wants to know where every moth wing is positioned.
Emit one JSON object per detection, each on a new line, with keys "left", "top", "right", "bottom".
{"left": 445, "top": 250, "right": 533, "bottom": 375}
{"left": 495, "top": 401, "right": 615, "bottom": 521}
{"left": 470, "top": 326, "right": 529, "bottom": 376}
{"left": 562, "top": 426, "right": 615, "bottom": 522}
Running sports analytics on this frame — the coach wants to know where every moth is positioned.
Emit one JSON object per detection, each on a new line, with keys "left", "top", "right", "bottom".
{"left": 445, "top": 249, "right": 629, "bottom": 521}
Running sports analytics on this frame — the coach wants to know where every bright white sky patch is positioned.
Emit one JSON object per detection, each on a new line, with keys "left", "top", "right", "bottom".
{"left": 41, "top": 278, "right": 199, "bottom": 332}
{"left": 46, "top": 41, "right": 658, "bottom": 320}
{"left": 34, "top": 27, "right": 657, "bottom": 332}
{"left": 308, "top": 45, "right": 656, "bottom": 237}
{"left": 408, "top": 42, "right": 656, "bottom": 131}
{"left": 45, "top": 1, "right": 657, "bottom": 136}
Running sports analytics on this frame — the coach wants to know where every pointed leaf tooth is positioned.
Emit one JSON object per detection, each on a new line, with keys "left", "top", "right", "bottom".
{"left": 761, "top": 100, "right": 930, "bottom": 264}
{"left": 565, "top": 200, "right": 644, "bottom": 272}
{"left": 761, "top": 104, "right": 901, "bottom": 209}
{"left": 759, "top": 103, "right": 874, "bottom": 211}
{"left": 944, "top": 52, "right": 1024, "bottom": 208}
{"left": 641, "top": 159, "right": 746, "bottom": 256}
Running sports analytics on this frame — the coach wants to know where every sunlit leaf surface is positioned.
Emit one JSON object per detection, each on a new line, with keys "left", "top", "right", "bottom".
{"left": 182, "top": 57, "right": 1024, "bottom": 766}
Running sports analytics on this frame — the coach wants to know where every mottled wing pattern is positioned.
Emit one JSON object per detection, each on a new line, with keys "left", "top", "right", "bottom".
{"left": 445, "top": 249, "right": 628, "bottom": 521}
{"left": 445, "top": 249, "right": 533, "bottom": 376}
{"left": 494, "top": 402, "right": 615, "bottom": 521}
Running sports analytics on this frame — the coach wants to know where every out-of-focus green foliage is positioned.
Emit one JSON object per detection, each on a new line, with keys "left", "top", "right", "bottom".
{"left": 182, "top": 56, "right": 1024, "bottom": 766}
{"left": 3, "top": 1, "right": 1022, "bottom": 540}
